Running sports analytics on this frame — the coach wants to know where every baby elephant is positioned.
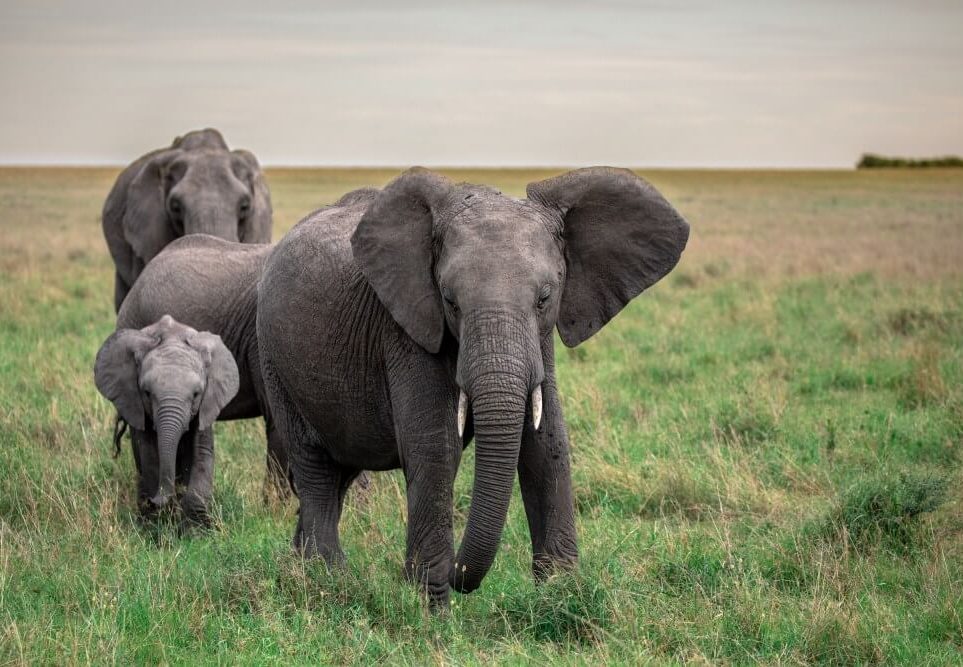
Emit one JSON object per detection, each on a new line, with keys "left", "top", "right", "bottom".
{"left": 94, "top": 315, "right": 239, "bottom": 525}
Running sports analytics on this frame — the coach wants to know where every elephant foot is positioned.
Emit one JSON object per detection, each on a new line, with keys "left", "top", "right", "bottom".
{"left": 403, "top": 560, "right": 451, "bottom": 611}
{"left": 179, "top": 493, "right": 213, "bottom": 531}
{"left": 137, "top": 495, "right": 175, "bottom": 522}
{"left": 532, "top": 551, "right": 578, "bottom": 582}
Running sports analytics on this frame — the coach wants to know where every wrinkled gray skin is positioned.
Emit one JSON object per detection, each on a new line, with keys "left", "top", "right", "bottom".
{"left": 95, "top": 315, "right": 239, "bottom": 524}
{"left": 258, "top": 168, "right": 689, "bottom": 608}
{"left": 117, "top": 234, "right": 292, "bottom": 497}
{"left": 103, "top": 128, "right": 272, "bottom": 312}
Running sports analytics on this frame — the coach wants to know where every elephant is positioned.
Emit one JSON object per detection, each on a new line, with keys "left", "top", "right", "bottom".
{"left": 102, "top": 127, "right": 272, "bottom": 312}
{"left": 94, "top": 315, "right": 239, "bottom": 525}
{"left": 116, "top": 233, "right": 292, "bottom": 498}
{"left": 257, "top": 167, "right": 689, "bottom": 608}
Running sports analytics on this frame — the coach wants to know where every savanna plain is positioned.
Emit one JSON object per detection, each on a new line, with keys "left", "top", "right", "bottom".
{"left": 1, "top": 167, "right": 962, "bottom": 664}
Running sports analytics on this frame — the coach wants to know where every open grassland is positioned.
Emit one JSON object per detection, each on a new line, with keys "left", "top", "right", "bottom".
{"left": 1, "top": 167, "right": 962, "bottom": 664}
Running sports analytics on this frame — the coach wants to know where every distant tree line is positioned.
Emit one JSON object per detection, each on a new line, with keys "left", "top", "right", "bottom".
{"left": 858, "top": 153, "right": 963, "bottom": 168}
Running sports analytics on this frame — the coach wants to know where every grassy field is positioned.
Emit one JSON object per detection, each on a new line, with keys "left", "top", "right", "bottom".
{"left": 1, "top": 166, "right": 962, "bottom": 664}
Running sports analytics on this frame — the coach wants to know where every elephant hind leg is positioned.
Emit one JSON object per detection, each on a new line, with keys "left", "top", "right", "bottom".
{"left": 292, "top": 460, "right": 361, "bottom": 566}
{"left": 262, "top": 356, "right": 355, "bottom": 566}
{"left": 114, "top": 271, "right": 130, "bottom": 313}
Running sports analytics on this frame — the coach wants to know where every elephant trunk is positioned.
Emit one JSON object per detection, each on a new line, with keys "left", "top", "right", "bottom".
{"left": 150, "top": 400, "right": 189, "bottom": 508}
{"left": 451, "top": 310, "right": 543, "bottom": 593}
{"left": 185, "top": 201, "right": 240, "bottom": 242}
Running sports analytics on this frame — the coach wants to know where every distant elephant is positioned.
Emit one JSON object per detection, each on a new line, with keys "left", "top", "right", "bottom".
{"left": 95, "top": 315, "right": 239, "bottom": 524}
{"left": 257, "top": 167, "right": 689, "bottom": 607}
{"left": 102, "top": 128, "right": 272, "bottom": 312}
{"left": 116, "top": 233, "right": 291, "bottom": 498}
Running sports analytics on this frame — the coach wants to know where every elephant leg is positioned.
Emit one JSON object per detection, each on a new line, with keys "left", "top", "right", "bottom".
{"left": 401, "top": 456, "right": 457, "bottom": 607}
{"left": 293, "top": 453, "right": 358, "bottom": 566}
{"left": 181, "top": 427, "right": 214, "bottom": 527}
{"left": 517, "top": 342, "right": 578, "bottom": 580}
{"left": 263, "top": 416, "right": 293, "bottom": 503}
{"left": 113, "top": 271, "right": 130, "bottom": 313}
{"left": 131, "top": 428, "right": 160, "bottom": 518}
{"left": 264, "top": 355, "right": 358, "bottom": 565}
{"left": 175, "top": 428, "right": 194, "bottom": 488}
{"left": 390, "top": 363, "right": 461, "bottom": 608}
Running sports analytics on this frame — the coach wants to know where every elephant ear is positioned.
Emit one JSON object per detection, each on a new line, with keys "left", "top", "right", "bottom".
{"left": 351, "top": 167, "right": 452, "bottom": 353}
{"left": 232, "top": 150, "right": 273, "bottom": 243}
{"left": 188, "top": 332, "right": 240, "bottom": 430}
{"left": 527, "top": 167, "right": 690, "bottom": 347}
{"left": 123, "top": 150, "right": 179, "bottom": 265}
{"left": 94, "top": 329, "right": 158, "bottom": 430}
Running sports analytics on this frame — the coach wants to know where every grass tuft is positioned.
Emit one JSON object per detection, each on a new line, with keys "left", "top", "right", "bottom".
{"left": 818, "top": 471, "right": 948, "bottom": 553}
{"left": 502, "top": 570, "right": 612, "bottom": 645}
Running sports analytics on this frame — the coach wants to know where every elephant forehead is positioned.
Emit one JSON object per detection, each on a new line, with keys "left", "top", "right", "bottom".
{"left": 142, "top": 342, "right": 205, "bottom": 375}
{"left": 437, "top": 209, "right": 563, "bottom": 288}
{"left": 175, "top": 152, "right": 236, "bottom": 182}
{"left": 445, "top": 194, "right": 557, "bottom": 245}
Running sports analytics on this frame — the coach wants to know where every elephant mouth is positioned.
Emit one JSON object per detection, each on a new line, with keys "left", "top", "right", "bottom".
{"left": 455, "top": 385, "right": 542, "bottom": 438}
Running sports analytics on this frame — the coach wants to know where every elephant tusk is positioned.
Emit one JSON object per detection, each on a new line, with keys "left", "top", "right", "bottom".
{"left": 457, "top": 390, "right": 468, "bottom": 438}
{"left": 532, "top": 385, "right": 543, "bottom": 430}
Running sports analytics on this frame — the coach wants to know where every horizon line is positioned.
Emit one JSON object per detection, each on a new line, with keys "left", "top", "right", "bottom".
{"left": 0, "top": 161, "right": 859, "bottom": 171}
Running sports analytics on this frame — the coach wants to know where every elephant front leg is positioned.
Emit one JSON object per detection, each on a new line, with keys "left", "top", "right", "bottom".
{"left": 131, "top": 428, "right": 160, "bottom": 519}
{"left": 517, "top": 347, "right": 578, "bottom": 580}
{"left": 180, "top": 427, "right": 215, "bottom": 529}
{"left": 402, "top": 444, "right": 458, "bottom": 609}
{"left": 391, "top": 363, "right": 460, "bottom": 609}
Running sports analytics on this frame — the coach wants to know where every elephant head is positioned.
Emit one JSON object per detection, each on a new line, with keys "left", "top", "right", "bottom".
{"left": 352, "top": 167, "right": 689, "bottom": 592}
{"left": 104, "top": 128, "right": 272, "bottom": 283}
{"left": 94, "top": 315, "right": 239, "bottom": 508}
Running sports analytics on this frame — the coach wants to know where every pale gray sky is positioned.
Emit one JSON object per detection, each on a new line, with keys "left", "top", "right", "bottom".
{"left": 1, "top": 1, "right": 961, "bottom": 167}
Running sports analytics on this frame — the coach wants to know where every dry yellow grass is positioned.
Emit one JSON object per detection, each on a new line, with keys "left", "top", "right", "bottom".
{"left": 3, "top": 167, "right": 961, "bottom": 281}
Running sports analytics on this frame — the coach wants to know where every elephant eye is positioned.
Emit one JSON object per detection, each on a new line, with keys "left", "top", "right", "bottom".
{"left": 442, "top": 288, "right": 458, "bottom": 313}
{"left": 536, "top": 285, "right": 552, "bottom": 310}
{"left": 168, "top": 196, "right": 184, "bottom": 218}
{"left": 238, "top": 197, "right": 251, "bottom": 218}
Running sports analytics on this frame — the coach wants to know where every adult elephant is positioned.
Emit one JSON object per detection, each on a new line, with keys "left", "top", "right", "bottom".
{"left": 257, "top": 168, "right": 689, "bottom": 608}
{"left": 103, "top": 128, "right": 272, "bottom": 311}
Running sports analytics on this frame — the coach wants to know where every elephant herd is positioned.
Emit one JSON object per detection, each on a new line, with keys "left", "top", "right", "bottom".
{"left": 93, "top": 128, "right": 690, "bottom": 608}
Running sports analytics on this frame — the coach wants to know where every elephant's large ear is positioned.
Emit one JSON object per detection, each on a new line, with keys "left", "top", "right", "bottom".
{"left": 232, "top": 150, "right": 273, "bottom": 243}
{"left": 188, "top": 332, "right": 240, "bottom": 430}
{"left": 94, "top": 329, "right": 158, "bottom": 430}
{"left": 351, "top": 168, "right": 452, "bottom": 353}
{"left": 527, "top": 167, "right": 690, "bottom": 347}
{"left": 123, "top": 150, "right": 178, "bottom": 264}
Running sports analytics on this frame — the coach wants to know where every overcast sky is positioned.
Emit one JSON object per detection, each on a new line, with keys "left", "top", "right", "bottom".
{"left": 1, "top": 1, "right": 961, "bottom": 167}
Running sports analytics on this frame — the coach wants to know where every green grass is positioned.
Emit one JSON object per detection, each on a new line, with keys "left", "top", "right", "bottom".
{"left": 1, "top": 167, "right": 962, "bottom": 663}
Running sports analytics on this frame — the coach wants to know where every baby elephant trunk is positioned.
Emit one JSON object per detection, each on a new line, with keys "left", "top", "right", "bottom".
{"left": 150, "top": 401, "right": 190, "bottom": 508}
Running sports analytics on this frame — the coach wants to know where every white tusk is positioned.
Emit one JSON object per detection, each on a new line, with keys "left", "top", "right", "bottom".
{"left": 457, "top": 390, "right": 468, "bottom": 438}
{"left": 532, "top": 385, "right": 543, "bottom": 430}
